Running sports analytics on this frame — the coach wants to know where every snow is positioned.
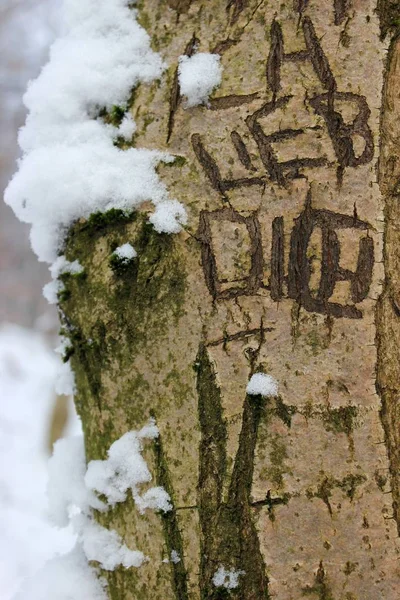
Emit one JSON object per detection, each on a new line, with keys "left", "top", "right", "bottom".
{"left": 4, "top": 0, "right": 187, "bottom": 264}
{"left": 178, "top": 53, "right": 223, "bottom": 107}
{"left": 55, "top": 360, "right": 76, "bottom": 396}
{"left": 113, "top": 242, "right": 137, "bottom": 262}
{"left": 13, "top": 545, "right": 107, "bottom": 600}
{"left": 149, "top": 199, "right": 188, "bottom": 234}
{"left": 212, "top": 566, "right": 245, "bottom": 590}
{"left": 118, "top": 114, "right": 137, "bottom": 140}
{"left": 43, "top": 255, "right": 84, "bottom": 304}
{"left": 170, "top": 550, "right": 181, "bottom": 564}
{"left": 48, "top": 437, "right": 104, "bottom": 527}
{"left": 45, "top": 422, "right": 166, "bottom": 579}
{"left": 0, "top": 325, "right": 80, "bottom": 600}
{"left": 85, "top": 423, "right": 172, "bottom": 513}
{"left": 50, "top": 256, "right": 84, "bottom": 279}
{"left": 43, "top": 280, "right": 64, "bottom": 305}
{"left": 82, "top": 520, "right": 147, "bottom": 570}
{"left": 246, "top": 373, "right": 278, "bottom": 397}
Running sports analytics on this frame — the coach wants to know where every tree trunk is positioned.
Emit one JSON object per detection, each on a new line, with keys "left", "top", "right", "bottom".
{"left": 61, "top": 1, "right": 400, "bottom": 598}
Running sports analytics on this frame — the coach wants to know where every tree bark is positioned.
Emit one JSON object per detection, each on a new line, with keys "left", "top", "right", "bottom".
{"left": 61, "top": 1, "right": 400, "bottom": 598}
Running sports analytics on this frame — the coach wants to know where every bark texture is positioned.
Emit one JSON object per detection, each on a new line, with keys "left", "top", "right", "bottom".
{"left": 61, "top": 1, "right": 400, "bottom": 598}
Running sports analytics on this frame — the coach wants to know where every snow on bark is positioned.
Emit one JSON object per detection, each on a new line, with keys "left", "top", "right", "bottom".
{"left": 178, "top": 52, "right": 223, "bottom": 107}
{"left": 246, "top": 372, "right": 278, "bottom": 397}
{"left": 37, "top": 420, "right": 171, "bottom": 595}
{"left": 85, "top": 422, "right": 172, "bottom": 513}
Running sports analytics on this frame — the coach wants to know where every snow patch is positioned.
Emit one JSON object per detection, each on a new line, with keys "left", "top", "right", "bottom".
{"left": 55, "top": 360, "right": 76, "bottom": 396}
{"left": 82, "top": 519, "right": 147, "bottom": 570}
{"left": 43, "top": 279, "right": 64, "bottom": 305}
{"left": 13, "top": 545, "right": 107, "bottom": 600}
{"left": 44, "top": 420, "right": 169, "bottom": 586}
{"left": 212, "top": 566, "right": 245, "bottom": 590}
{"left": 246, "top": 373, "right": 278, "bottom": 397}
{"left": 118, "top": 114, "right": 137, "bottom": 140}
{"left": 85, "top": 422, "right": 172, "bottom": 513}
{"left": 178, "top": 53, "right": 223, "bottom": 107}
{"left": 5, "top": 0, "right": 186, "bottom": 263}
{"left": 48, "top": 437, "right": 104, "bottom": 528}
{"left": 43, "top": 256, "right": 84, "bottom": 304}
{"left": 149, "top": 199, "right": 188, "bottom": 234}
{"left": 171, "top": 550, "right": 181, "bottom": 564}
{"left": 113, "top": 242, "right": 137, "bottom": 262}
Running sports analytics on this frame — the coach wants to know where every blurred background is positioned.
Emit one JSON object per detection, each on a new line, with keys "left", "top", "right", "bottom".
{"left": 0, "top": 2, "right": 79, "bottom": 597}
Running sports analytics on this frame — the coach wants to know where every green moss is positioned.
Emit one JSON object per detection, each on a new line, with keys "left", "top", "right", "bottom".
{"left": 63, "top": 209, "right": 189, "bottom": 459}
{"left": 374, "top": 470, "right": 388, "bottom": 491}
{"left": 57, "top": 288, "right": 71, "bottom": 303}
{"left": 164, "top": 155, "right": 187, "bottom": 168}
{"left": 321, "top": 405, "right": 358, "bottom": 436}
{"left": 302, "top": 562, "right": 334, "bottom": 600}
{"left": 152, "top": 430, "right": 189, "bottom": 600}
{"left": 136, "top": 4, "right": 151, "bottom": 32}
{"left": 62, "top": 345, "right": 75, "bottom": 363}
{"left": 337, "top": 473, "right": 366, "bottom": 502}
{"left": 262, "top": 435, "right": 290, "bottom": 489}
{"left": 275, "top": 397, "right": 296, "bottom": 428}
{"left": 307, "top": 473, "right": 367, "bottom": 515}
{"left": 110, "top": 105, "right": 125, "bottom": 126}
{"left": 76, "top": 208, "right": 134, "bottom": 237}
{"left": 109, "top": 253, "right": 138, "bottom": 277}
{"left": 304, "top": 329, "right": 328, "bottom": 356}
{"left": 377, "top": 0, "right": 400, "bottom": 38}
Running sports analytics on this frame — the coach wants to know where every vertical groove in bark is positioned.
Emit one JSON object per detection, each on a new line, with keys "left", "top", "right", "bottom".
{"left": 154, "top": 432, "right": 190, "bottom": 599}
{"left": 376, "top": 30, "right": 400, "bottom": 535}
{"left": 377, "top": 0, "right": 400, "bottom": 39}
{"left": 196, "top": 344, "right": 269, "bottom": 599}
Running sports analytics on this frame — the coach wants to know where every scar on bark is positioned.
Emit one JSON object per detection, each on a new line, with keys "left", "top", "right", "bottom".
{"left": 196, "top": 344, "right": 269, "bottom": 598}
{"left": 293, "top": 0, "right": 309, "bottom": 15}
{"left": 334, "top": 0, "right": 352, "bottom": 26}
{"left": 230, "top": 130, "right": 256, "bottom": 171}
{"left": 191, "top": 132, "right": 265, "bottom": 196}
{"left": 167, "top": 0, "right": 193, "bottom": 14}
{"left": 287, "top": 190, "right": 374, "bottom": 319}
{"left": 167, "top": 33, "right": 198, "bottom": 143}
{"left": 226, "top": 0, "right": 249, "bottom": 25}
{"left": 197, "top": 207, "right": 264, "bottom": 301}
{"left": 267, "top": 17, "right": 373, "bottom": 185}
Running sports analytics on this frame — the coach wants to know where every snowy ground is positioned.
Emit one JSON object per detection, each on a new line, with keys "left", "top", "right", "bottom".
{"left": 0, "top": 324, "right": 80, "bottom": 600}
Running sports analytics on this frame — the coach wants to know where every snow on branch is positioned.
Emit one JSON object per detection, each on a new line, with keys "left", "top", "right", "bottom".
{"left": 4, "top": 0, "right": 187, "bottom": 264}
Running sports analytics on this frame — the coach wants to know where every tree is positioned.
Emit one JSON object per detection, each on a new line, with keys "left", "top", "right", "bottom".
{"left": 10, "top": 0, "right": 400, "bottom": 598}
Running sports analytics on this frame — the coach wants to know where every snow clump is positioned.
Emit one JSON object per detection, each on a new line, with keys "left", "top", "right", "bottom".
{"left": 212, "top": 566, "right": 245, "bottom": 590}
{"left": 13, "top": 546, "right": 108, "bottom": 600}
{"left": 178, "top": 53, "right": 223, "bottom": 107}
{"left": 246, "top": 373, "right": 278, "bottom": 397}
{"left": 113, "top": 243, "right": 137, "bottom": 262}
{"left": 85, "top": 420, "right": 172, "bottom": 513}
{"left": 28, "top": 419, "right": 172, "bottom": 596}
{"left": 5, "top": 0, "right": 187, "bottom": 264}
{"left": 43, "top": 256, "right": 83, "bottom": 304}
